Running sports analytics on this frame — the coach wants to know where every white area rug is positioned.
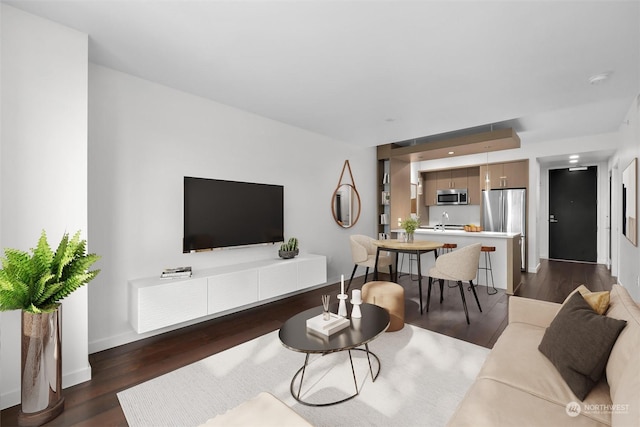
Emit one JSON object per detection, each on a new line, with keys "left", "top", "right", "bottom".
{"left": 118, "top": 324, "right": 489, "bottom": 427}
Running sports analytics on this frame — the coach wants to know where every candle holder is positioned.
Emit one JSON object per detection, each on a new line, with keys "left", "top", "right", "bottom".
{"left": 337, "top": 294, "right": 348, "bottom": 317}
{"left": 351, "top": 289, "right": 362, "bottom": 318}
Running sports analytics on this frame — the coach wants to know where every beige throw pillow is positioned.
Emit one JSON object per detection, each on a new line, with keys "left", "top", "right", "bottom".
{"left": 562, "top": 284, "right": 610, "bottom": 315}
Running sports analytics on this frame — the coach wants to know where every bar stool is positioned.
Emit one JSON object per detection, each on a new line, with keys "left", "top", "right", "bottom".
{"left": 439, "top": 243, "right": 457, "bottom": 255}
{"left": 477, "top": 246, "right": 498, "bottom": 295}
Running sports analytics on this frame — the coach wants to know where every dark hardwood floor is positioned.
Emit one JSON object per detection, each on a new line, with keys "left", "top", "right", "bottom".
{"left": 1, "top": 259, "right": 616, "bottom": 426}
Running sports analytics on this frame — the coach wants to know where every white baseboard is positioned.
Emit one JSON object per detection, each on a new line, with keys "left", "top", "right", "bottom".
{"left": 1, "top": 388, "right": 20, "bottom": 411}
{"left": 62, "top": 365, "right": 92, "bottom": 388}
{"left": 528, "top": 261, "right": 541, "bottom": 274}
{"left": 89, "top": 330, "right": 140, "bottom": 354}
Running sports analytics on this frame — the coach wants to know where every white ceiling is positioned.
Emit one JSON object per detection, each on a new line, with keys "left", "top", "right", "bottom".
{"left": 4, "top": 0, "right": 639, "bottom": 162}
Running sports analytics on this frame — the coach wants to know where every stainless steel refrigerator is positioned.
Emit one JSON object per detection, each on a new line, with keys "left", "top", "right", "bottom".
{"left": 482, "top": 189, "right": 526, "bottom": 271}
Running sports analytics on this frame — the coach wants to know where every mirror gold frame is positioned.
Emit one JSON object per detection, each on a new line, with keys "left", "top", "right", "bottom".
{"left": 622, "top": 158, "right": 637, "bottom": 246}
{"left": 332, "top": 160, "right": 361, "bottom": 228}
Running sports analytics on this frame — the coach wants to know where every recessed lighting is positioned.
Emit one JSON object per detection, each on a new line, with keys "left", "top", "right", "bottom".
{"left": 448, "top": 151, "right": 454, "bottom": 155}
{"left": 570, "top": 154, "right": 580, "bottom": 159}
{"left": 570, "top": 159, "right": 578, "bottom": 164}
{"left": 588, "top": 72, "right": 612, "bottom": 85}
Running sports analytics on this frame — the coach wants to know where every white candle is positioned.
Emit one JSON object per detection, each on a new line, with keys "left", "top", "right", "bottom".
{"left": 352, "top": 289, "right": 361, "bottom": 303}
{"left": 341, "top": 274, "right": 344, "bottom": 295}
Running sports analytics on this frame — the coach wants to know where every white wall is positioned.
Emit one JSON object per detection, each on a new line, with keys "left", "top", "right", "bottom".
{"left": 612, "top": 95, "right": 640, "bottom": 301}
{"left": 415, "top": 132, "right": 622, "bottom": 274}
{"left": 87, "top": 64, "right": 377, "bottom": 352}
{"left": 1, "top": 5, "right": 90, "bottom": 409}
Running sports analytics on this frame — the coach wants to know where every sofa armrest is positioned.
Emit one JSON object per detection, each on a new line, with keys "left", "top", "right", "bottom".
{"left": 508, "top": 296, "right": 560, "bottom": 328}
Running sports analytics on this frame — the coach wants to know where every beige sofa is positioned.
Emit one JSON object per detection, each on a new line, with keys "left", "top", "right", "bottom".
{"left": 448, "top": 284, "right": 640, "bottom": 426}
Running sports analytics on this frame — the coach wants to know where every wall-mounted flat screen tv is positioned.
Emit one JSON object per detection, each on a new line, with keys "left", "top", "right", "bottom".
{"left": 183, "top": 176, "right": 284, "bottom": 253}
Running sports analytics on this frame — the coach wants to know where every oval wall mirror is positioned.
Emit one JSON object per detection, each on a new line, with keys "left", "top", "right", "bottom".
{"left": 332, "top": 160, "right": 361, "bottom": 228}
{"left": 332, "top": 183, "right": 361, "bottom": 228}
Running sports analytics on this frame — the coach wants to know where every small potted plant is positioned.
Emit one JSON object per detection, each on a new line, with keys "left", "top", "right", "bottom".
{"left": 401, "top": 217, "right": 420, "bottom": 243}
{"left": 0, "top": 230, "right": 100, "bottom": 425}
{"left": 279, "top": 237, "right": 299, "bottom": 259}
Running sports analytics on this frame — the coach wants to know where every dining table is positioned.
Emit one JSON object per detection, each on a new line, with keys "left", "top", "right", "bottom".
{"left": 372, "top": 239, "right": 444, "bottom": 314}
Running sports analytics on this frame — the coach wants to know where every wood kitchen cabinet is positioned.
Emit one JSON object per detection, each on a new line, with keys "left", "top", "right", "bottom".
{"left": 483, "top": 163, "right": 504, "bottom": 189}
{"left": 502, "top": 161, "right": 528, "bottom": 188}
{"left": 422, "top": 161, "right": 526, "bottom": 206}
{"left": 480, "top": 160, "right": 528, "bottom": 189}
{"left": 467, "top": 167, "right": 480, "bottom": 204}
{"left": 436, "top": 169, "right": 467, "bottom": 190}
{"left": 424, "top": 172, "right": 437, "bottom": 206}
{"left": 423, "top": 167, "right": 481, "bottom": 205}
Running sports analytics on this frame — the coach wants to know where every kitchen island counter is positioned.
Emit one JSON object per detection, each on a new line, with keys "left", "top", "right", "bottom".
{"left": 391, "top": 229, "right": 522, "bottom": 295}
{"left": 414, "top": 228, "right": 519, "bottom": 239}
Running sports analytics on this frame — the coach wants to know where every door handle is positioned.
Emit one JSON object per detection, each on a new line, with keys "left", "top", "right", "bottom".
{"left": 550, "top": 219, "right": 558, "bottom": 223}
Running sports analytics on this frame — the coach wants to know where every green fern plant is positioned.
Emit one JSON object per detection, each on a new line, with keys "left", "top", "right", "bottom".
{"left": 0, "top": 230, "right": 100, "bottom": 313}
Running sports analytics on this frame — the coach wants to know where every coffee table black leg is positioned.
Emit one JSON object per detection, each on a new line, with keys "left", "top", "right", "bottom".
{"left": 296, "top": 353, "right": 310, "bottom": 399}
{"left": 290, "top": 349, "right": 381, "bottom": 406}
{"left": 348, "top": 350, "right": 358, "bottom": 395}
{"left": 365, "top": 343, "right": 375, "bottom": 381}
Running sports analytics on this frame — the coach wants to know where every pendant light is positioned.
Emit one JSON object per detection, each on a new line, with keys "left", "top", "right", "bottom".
{"left": 484, "top": 149, "right": 491, "bottom": 191}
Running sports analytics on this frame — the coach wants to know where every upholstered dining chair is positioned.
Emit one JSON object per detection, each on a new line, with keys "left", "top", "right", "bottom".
{"left": 347, "top": 235, "right": 393, "bottom": 292}
{"left": 426, "top": 242, "right": 482, "bottom": 324}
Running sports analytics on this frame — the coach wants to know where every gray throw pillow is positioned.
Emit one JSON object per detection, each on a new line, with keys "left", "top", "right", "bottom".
{"left": 538, "top": 292, "right": 626, "bottom": 400}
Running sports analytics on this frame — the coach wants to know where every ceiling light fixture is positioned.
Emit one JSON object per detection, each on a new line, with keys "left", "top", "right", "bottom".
{"left": 570, "top": 154, "right": 580, "bottom": 159}
{"left": 570, "top": 159, "right": 578, "bottom": 164}
{"left": 448, "top": 151, "right": 454, "bottom": 155}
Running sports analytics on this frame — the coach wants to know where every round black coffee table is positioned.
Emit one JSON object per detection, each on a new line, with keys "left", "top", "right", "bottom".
{"left": 278, "top": 303, "right": 390, "bottom": 406}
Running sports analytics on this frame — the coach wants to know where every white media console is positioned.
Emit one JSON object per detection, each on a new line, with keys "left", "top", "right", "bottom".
{"left": 128, "top": 254, "right": 327, "bottom": 333}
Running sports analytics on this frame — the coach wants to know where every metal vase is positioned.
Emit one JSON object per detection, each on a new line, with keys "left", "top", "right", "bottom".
{"left": 18, "top": 306, "right": 65, "bottom": 426}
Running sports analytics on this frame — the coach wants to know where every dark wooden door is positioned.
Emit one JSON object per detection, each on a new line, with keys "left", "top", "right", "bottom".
{"left": 549, "top": 167, "right": 597, "bottom": 262}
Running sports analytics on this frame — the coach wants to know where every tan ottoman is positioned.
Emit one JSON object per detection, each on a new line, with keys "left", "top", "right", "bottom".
{"left": 361, "top": 281, "right": 405, "bottom": 331}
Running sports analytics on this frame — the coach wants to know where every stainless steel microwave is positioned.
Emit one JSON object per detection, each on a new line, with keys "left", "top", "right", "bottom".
{"left": 437, "top": 188, "right": 468, "bottom": 205}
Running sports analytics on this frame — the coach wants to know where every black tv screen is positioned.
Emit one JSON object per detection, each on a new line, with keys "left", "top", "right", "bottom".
{"left": 183, "top": 177, "right": 284, "bottom": 252}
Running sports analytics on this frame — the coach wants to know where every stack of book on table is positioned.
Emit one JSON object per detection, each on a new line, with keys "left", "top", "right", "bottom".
{"left": 160, "top": 266, "right": 192, "bottom": 279}
{"left": 306, "top": 312, "right": 349, "bottom": 336}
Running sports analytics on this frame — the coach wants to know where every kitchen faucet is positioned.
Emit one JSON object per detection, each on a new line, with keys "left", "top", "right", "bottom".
{"left": 441, "top": 211, "right": 449, "bottom": 231}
